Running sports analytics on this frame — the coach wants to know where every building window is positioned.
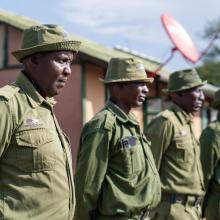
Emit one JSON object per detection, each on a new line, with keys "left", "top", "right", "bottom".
{"left": 0, "top": 24, "right": 23, "bottom": 69}
{"left": 0, "top": 24, "right": 7, "bottom": 68}
{"left": 202, "top": 107, "right": 218, "bottom": 129}
{"left": 143, "top": 97, "right": 162, "bottom": 134}
{"left": 143, "top": 97, "right": 171, "bottom": 133}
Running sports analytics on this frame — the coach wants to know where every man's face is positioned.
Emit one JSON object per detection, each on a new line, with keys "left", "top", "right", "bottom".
{"left": 33, "top": 51, "right": 74, "bottom": 97}
{"left": 118, "top": 81, "right": 149, "bottom": 108}
{"left": 177, "top": 86, "right": 205, "bottom": 113}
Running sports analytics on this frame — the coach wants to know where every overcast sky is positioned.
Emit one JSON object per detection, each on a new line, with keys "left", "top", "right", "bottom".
{"left": 1, "top": 0, "right": 220, "bottom": 71}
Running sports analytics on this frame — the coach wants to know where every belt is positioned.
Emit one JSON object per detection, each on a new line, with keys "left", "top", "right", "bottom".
{"left": 140, "top": 208, "right": 151, "bottom": 219}
{"left": 162, "top": 192, "right": 204, "bottom": 207}
{"left": 128, "top": 208, "right": 151, "bottom": 219}
{"left": 95, "top": 209, "right": 151, "bottom": 220}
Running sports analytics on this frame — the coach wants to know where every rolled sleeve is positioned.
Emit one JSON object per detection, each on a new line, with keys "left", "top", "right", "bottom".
{"left": 146, "top": 117, "right": 173, "bottom": 169}
{"left": 74, "top": 128, "right": 110, "bottom": 220}
{"left": 200, "top": 127, "right": 220, "bottom": 189}
{"left": 0, "top": 100, "right": 14, "bottom": 157}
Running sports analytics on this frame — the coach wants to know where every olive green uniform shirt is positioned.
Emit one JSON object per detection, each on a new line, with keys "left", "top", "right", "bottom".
{"left": 74, "top": 101, "right": 161, "bottom": 220}
{"left": 146, "top": 104, "right": 205, "bottom": 196}
{"left": 200, "top": 114, "right": 220, "bottom": 216}
{"left": 0, "top": 73, "right": 75, "bottom": 220}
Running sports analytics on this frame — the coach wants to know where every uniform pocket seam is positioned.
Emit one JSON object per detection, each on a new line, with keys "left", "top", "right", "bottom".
{"left": 16, "top": 128, "right": 53, "bottom": 148}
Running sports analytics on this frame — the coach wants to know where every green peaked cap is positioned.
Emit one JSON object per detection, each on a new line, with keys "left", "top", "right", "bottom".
{"left": 12, "top": 24, "right": 81, "bottom": 62}
{"left": 163, "top": 68, "right": 207, "bottom": 93}
{"left": 100, "top": 57, "right": 154, "bottom": 83}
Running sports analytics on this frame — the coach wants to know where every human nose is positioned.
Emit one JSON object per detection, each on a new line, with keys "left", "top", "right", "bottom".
{"left": 142, "top": 84, "right": 149, "bottom": 94}
{"left": 199, "top": 90, "right": 205, "bottom": 101}
{"left": 63, "top": 63, "right": 72, "bottom": 76}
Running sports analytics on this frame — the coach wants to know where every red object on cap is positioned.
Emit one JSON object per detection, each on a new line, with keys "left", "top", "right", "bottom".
{"left": 161, "top": 14, "right": 200, "bottom": 63}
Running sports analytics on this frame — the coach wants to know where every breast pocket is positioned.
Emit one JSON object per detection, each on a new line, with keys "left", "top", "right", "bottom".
{"left": 174, "top": 137, "right": 192, "bottom": 164}
{"left": 142, "top": 135, "right": 158, "bottom": 174}
{"left": 118, "top": 136, "right": 143, "bottom": 177}
{"left": 15, "top": 128, "right": 55, "bottom": 172}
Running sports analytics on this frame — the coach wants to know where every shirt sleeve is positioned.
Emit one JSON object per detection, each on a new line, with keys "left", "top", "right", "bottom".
{"left": 74, "top": 127, "right": 110, "bottom": 220}
{"left": 0, "top": 99, "right": 14, "bottom": 157}
{"left": 200, "top": 126, "right": 220, "bottom": 189}
{"left": 145, "top": 117, "right": 173, "bottom": 170}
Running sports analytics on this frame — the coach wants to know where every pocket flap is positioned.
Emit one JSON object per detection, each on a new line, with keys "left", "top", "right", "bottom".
{"left": 16, "top": 129, "right": 53, "bottom": 147}
{"left": 175, "top": 140, "right": 191, "bottom": 149}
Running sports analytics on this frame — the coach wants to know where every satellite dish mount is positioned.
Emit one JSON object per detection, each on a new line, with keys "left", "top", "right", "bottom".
{"left": 150, "top": 13, "right": 219, "bottom": 76}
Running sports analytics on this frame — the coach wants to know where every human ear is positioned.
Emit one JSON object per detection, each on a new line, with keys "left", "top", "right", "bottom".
{"left": 30, "top": 54, "right": 40, "bottom": 66}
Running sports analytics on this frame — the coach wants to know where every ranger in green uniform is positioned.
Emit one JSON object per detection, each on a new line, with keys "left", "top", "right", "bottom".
{"left": 74, "top": 57, "right": 161, "bottom": 220}
{"left": 200, "top": 89, "right": 220, "bottom": 220}
{"left": 0, "top": 24, "right": 81, "bottom": 219}
{"left": 146, "top": 69, "right": 206, "bottom": 220}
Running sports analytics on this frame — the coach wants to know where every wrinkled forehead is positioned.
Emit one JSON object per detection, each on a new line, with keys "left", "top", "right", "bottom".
{"left": 181, "top": 85, "right": 204, "bottom": 94}
{"left": 40, "top": 50, "right": 75, "bottom": 56}
{"left": 34, "top": 50, "right": 75, "bottom": 60}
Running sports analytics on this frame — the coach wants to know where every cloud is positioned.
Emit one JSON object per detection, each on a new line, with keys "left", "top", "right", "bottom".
{"left": 58, "top": 0, "right": 220, "bottom": 60}
{"left": 59, "top": 0, "right": 175, "bottom": 44}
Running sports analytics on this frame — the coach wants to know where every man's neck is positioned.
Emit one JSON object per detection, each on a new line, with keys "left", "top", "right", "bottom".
{"left": 22, "top": 71, "right": 45, "bottom": 98}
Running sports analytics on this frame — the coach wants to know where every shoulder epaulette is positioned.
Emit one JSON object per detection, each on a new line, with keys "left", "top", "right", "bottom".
{"left": 0, "top": 85, "right": 19, "bottom": 101}
{"left": 104, "top": 112, "right": 116, "bottom": 130}
{"left": 160, "top": 110, "right": 173, "bottom": 120}
{"left": 209, "top": 121, "right": 219, "bottom": 130}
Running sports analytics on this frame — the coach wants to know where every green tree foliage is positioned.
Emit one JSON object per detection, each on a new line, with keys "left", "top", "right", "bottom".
{"left": 197, "top": 61, "right": 220, "bottom": 85}
{"left": 202, "top": 18, "right": 220, "bottom": 59}
{"left": 196, "top": 17, "right": 220, "bottom": 85}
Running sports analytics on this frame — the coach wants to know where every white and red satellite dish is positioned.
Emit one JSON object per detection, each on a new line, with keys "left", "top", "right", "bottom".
{"left": 161, "top": 14, "right": 200, "bottom": 63}
{"left": 150, "top": 13, "right": 219, "bottom": 76}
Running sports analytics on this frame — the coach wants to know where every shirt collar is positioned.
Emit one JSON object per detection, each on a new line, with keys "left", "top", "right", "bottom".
{"left": 106, "top": 100, "right": 139, "bottom": 125}
{"left": 15, "top": 72, "right": 56, "bottom": 108}
{"left": 170, "top": 103, "right": 193, "bottom": 124}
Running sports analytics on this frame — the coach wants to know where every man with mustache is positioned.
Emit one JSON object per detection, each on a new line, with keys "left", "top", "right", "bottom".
{"left": 0, "top": 24, "right": 81, "bottom": 219}
{"left": 146, "top": 69, "right": 206, "bottom": 220}
{"left": 74, "top": 57, "right": 161, "bottom": 220}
